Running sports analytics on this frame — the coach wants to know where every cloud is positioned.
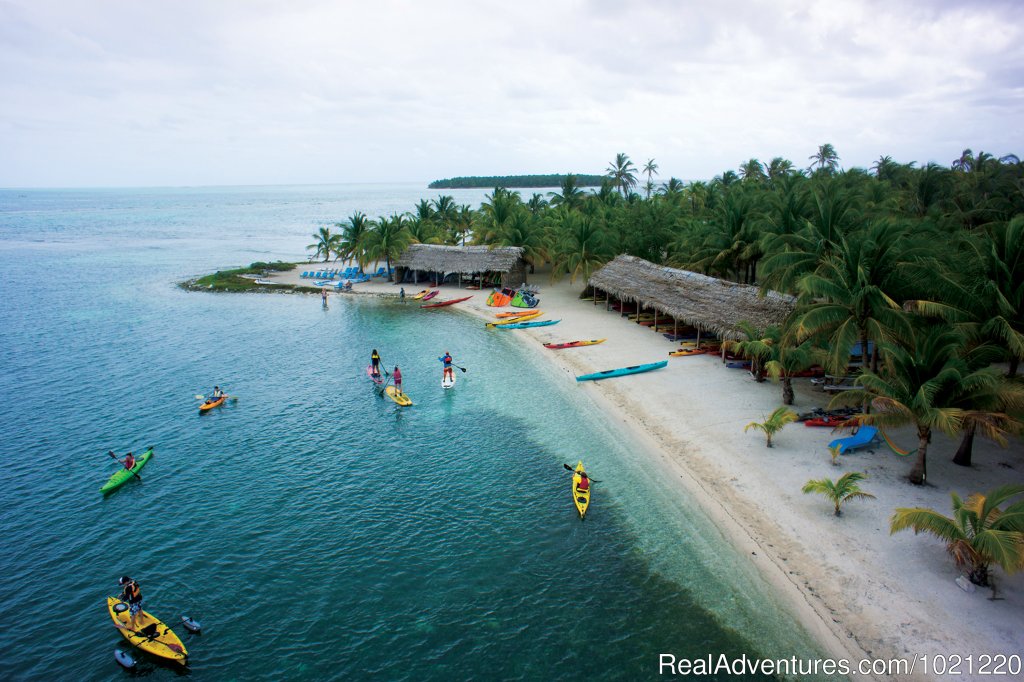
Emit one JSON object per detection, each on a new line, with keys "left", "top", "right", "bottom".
{"left": 1, "top": 0, "right": 1022, "bottom": 186}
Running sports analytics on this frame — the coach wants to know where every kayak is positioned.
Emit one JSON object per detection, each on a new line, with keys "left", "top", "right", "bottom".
{"left": 411, "top": 289, "right": 430, "bottom": 300}
{"left": 805, "top": 415, "right": 860, "bottom": 428}
{"left": 544, "top": 339, "right": 605, "bottom": 349}
{"left": 366, "top": 364, "right": 386, "bottom": 385}
{"left": 495, "top": 310, "right": 537, "bottom": 319}
{"left": 487, "top": 311, "right": 542, "bottom": 327}
{"left": 442, "top": 372, "right": 456, "bottom": 389}
{"left": 421, "top": 290, "right": 439, "bottom": 301}
{"left": 576, "top": 360, "right": 668, "bottom": 382}
{"left": 107, "top": 596, "right": 188, "bottom": 665}
{"left": 572, "top": 460, "right": 590, "bottom": 519}
{"left": 384, "top": 385, "right": 413, "bottom": 406}
{"left": 421, "top": 295, "right": 471, "bottom": 308}
{"left": 495, "top": 319, "right": 560, "bottom": 329}
{"left": 669, "top": 348, "right": 708, "bottom": 357}
{"left": 199, "top": 395, "right": 226, "bottom": 412}
{"left": 100, "top": 448, "right": 153, "bottom": 495}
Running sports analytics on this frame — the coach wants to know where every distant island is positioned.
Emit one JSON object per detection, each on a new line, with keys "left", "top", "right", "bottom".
{"left": 428, "top": 174, "right": 606, "bottom": 189}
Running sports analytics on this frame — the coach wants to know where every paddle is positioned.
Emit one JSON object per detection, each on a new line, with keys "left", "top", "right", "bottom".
{"left": 109, "top": 451, "right": 142, "bottom": 481}
{"left": 195, "top": 394, "right": 239, "bottom": 402}
{"left": 377, "top": 374, "right": 393, "bottom": 396}
{"left": 562, "top": 463, "right": 602, "bottom": 483}
{"left": 452, "top": 363, "right": 467, "bottom": 374}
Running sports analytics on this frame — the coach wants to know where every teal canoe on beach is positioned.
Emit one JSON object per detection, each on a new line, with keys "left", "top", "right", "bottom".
{"left": 496, "top": 319, "right": 561, "bottom": 329}
{"left": 576, "top": 360, "right": 668, "bottom": 382}
{"left": 100, "top": 448, "right": 153, "bottom": 494}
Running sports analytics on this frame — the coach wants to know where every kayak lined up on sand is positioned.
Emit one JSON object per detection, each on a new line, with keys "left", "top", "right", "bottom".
{"left": 495, "top": 310, "right": 537, "bottom": 319}
{"left": 100, "top": 448, "right": 153, "bottom": 494}
{"left": 575, "top": 360, "right": 668, "bottom": 382}
{"left": 107, "top": 596, "right": 188, "bottom": 665}
{"left": 572, "top": 460, "right": 591, "bottom": 519}
{"left": 669, "top": 348, "right": 709, "bottom": 357}
{"left": 411, "top": 289, "right": 430, "bottom": 300}
{"left": 198, "top": 395, "right": 226, "bottom": 413}
{"left": 487, "top": 311, "right": 542, "bottom": 327}
{"left": 495, "top": 319, "right": 560, "bottom": 330}
{"left": 421, "top": 296, "right": 472, "bottom": 308}
{"left": 543, "top": 339, "right": 605, "bottom": 349}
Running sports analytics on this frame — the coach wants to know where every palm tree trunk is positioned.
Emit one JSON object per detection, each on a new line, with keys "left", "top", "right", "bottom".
{"left": 969, "top": 563, "right": 990, "bottom": 587}
{"left": 781, "top": 376, "right": 794, "bottom": 405}
{"left": 908, "top": 426, "right": 930, "bottom": 484}
{"left": 952, "top": 422, "right": 976, "bottom": 467}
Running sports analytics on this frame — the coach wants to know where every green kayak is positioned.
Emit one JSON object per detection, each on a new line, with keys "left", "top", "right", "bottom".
{"left": 100, "top": 448, "right": 153, "bottom": 494}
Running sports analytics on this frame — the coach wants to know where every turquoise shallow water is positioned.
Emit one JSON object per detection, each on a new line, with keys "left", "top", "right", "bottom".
{"left": 0, "top": 185, "right": 828, "bottom": 680}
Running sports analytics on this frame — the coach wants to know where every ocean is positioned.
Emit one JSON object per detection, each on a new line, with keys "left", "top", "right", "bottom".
{"left": 0, "top": 184, "right": 828, "bottom": 680}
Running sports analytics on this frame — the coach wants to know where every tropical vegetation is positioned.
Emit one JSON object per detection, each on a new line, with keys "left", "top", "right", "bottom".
{"left": 316, "top": 147, "right": 1024, "bottom": 484}
{"left": 802, "top": 472, "right": 875, "bottom": 516}
{"left": 744, "top": 407, "right": 799, "bottom": 447}
{"left": 890, "top": 484, "right": 1024, "bottom": 586}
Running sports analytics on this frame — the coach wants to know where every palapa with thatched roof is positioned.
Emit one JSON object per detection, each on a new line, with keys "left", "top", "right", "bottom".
{"left": 588, "top": 254, "right": 795, "bottom": 340}
{"left": 394, "top": 244, "right": 527, "bottom": 288}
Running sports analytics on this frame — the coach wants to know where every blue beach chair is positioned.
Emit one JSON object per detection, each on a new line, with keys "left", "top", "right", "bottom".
{"left": 827, "top": 426, "right": 880, "bottom": 455}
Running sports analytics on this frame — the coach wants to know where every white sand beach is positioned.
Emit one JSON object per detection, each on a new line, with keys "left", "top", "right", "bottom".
{"left": 275, "top": 267, "right": 1023, "bottom": 680}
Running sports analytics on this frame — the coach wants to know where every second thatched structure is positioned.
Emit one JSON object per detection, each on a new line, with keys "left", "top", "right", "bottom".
{"left": 588, "top": 254, "right": 795, "bottom": 340}
{"left": 394, "top": 244, "right": 527, "bottom": 288}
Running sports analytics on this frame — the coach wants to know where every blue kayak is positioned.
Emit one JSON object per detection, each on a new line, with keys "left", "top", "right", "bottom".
{"left": 576, "top": 360, "right": 668, "bottom": 382}
{"left": 496, "top": 319, "right": 561, "bottom": 330}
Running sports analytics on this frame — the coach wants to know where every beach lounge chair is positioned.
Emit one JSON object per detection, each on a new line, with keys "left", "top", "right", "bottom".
{"left": 827, "top": 426, "right": 879, "bottom": 455}
{"left": 374, "top": 267, "right": 385, "bottom": 277}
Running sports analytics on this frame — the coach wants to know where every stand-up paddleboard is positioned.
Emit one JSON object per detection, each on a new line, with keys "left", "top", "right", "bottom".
{"left": 442, "top": 372, "right": 456, "bottom": 389}
{"left": 384, "top": 385, "right": 413, "bottom": 406}
{"left": 366, "top": 364, "right": 385, "bottom": 385}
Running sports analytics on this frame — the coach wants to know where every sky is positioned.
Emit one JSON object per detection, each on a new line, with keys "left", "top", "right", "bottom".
{"left": 1, "top": 0, "right": 1022, "bottom": 188}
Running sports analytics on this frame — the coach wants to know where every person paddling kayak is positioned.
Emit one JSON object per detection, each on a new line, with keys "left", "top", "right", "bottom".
{"left": 576, "top": 471, "right": 590, "bottom": 492}
{"left": 204, "top": 386, "right": 225, "bottom": 405}
{"left": 439, "top": 351, "right": 453, "bottom": 382}
{"left": 122, "top": 452, "right": 135, "bottom": 471}
{"left": 118, "top": 576, "right": 143, "bottom": 631}
{"left": 370, "top": 350, "right": 382, "bottom": 378}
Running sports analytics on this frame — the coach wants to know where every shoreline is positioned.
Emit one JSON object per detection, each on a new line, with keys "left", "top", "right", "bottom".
{"left": 259, "top": 266, "right": 1023, "bottom": 680}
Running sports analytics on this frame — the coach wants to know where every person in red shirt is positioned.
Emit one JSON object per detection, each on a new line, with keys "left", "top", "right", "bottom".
{"left": 577, "top": 471, "right": 590, "bottom": 492}
{"left": 393, "top": 366, "right": 403, "bottom": 395}
{"left": 123, "top": 452, "right": 135, "bottom": 470}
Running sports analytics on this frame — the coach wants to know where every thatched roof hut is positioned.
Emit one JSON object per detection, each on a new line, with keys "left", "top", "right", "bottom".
{"left": 588, "top": 255, "right": 795, "bottom": 339}
{"left": 394, "top": 244, "right": 527, "bottom": 287}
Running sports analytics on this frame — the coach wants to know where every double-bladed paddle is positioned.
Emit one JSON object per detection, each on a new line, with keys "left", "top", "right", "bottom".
{"left": 109, "top": 451, "right": 142, "bottom": 481}
{"left": 562, "top": 463, "right": 601, "bottom": 483}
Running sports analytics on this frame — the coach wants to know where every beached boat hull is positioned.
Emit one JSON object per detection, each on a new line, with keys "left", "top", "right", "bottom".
{"left": 199, "top": 395, "right": 226, "bottom": 412}
{"left": 575, "top": 360, "right": 668, "bottom": 382}
{"left": 496, "top": 319, "right": 559, "bottom": 329}
{"left": 543, "top": 339, "right": 606, "bottom": 349}
{"left": 384, "top": 385, "right": 412, "bottom": 406}
{"left": 572, "top": 460, "right": 590, "bottom": 519}
{"left": 495, "top": 310, "right": 536, "bottom": 319}
{"left": 100, "top": 448, "right": 153, "bottom": 494}
{"left": 421, "top": 290, "right": 439, "bottom": 301}
{"left": 411, "top": 289, "right": 430, "bottom": 300}
{"left": 669, "top": 348, "right": 708, "bottom": 357}
{"left": 421, "top": 296, "right": 471, "bottom": 308}
{"left": 107, "top": 597, "right": 188, "bottom": 665}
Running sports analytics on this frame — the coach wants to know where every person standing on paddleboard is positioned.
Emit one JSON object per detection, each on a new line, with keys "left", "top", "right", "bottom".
{"left": 119, "top": 576, "right": 143, "bottom": 630}
{"left": 370, "top": 350, "right": 381, "bottom": 378}
{"left": 393, "top": 366, "right": 403, "bottom": 395}
{"left": 439, "top": 351, "right": 454, "bottom": 382}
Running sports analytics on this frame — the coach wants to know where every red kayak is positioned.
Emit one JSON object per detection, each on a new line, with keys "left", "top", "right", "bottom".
{"left": 421, "top": 296, "right": 472, "bottom": 308}
{"left": 804, "top": 415, "right": 860, "bottom": 427}
{"left": 543, "top": 339, "right": 606, "bottom": 349}
{"left": 421, "top": 290, "right": 439, "bottom": 301}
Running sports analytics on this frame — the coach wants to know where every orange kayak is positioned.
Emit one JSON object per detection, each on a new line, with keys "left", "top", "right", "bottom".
{"left": 199, "top": 395, "right": 226, "bottom": 412}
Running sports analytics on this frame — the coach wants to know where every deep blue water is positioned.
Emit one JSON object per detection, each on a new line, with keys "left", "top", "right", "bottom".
{"left": 0, "top": 185, "right": 827, "bottom": 680}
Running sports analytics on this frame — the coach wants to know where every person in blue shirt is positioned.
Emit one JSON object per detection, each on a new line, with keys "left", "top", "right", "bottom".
{"left": 439, "top": 351, "right": 453, "bottom": 382}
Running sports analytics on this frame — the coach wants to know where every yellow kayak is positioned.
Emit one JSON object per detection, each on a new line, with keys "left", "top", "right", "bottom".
{"left": 107, "top": 596, "right": 188, "bottom": 665}
{"left": 384, "top": 385, "right": 413, "bottom": 406}
{"left": 487, "top": 311, "right": 542, "bottom": 327}
{"left": 572, "top": 460, "right": 591, "bottom": 519}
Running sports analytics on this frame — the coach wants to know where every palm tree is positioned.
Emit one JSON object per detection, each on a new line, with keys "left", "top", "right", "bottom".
{"left": 766, "top": 157, "right": 796, "bottom": 185}
{"left": 890, "top": 484, "right": 1024, "bottom": 586}
{"left": 451, "top": 205, "right": 474, "bottom": 246}
{"left": 809, "top": 143, "right": 840, "bottom": 173}
{"left": 337, "top": 212, "right": 371, "bottom": 266}
{"left": 606, "top": 153, "right": 638, "bottom": 197}
{"left": 833, "top": 325, "right": 1008, "bottom": 484}
{"left": 307, "top": 226, "right": 339, "bottom": 262}
{"left": 364, "top": 213, "right": 413, "bottom": 281}
{"left": 802, "top": 472, "right": 875, "bottom": 516}
{"left": 493, "top": 211, "right": 547, "bottom": 273}
{"left": 643, "top": 158, "right": 659, "bottom": 198}
{"left": 739, "top": 158, "right": 766, "bottom": 183}
{"left": 548, "top": 174, "right": 585, "bottom": 211}
{"left": 549, "top": 210, "right": 609, "bottom": 284}
{"left": 432, "top": 195, "right": 458, "bottom": 237}
{"left": 743, "top": 406, "right": 798, "bottom": 447}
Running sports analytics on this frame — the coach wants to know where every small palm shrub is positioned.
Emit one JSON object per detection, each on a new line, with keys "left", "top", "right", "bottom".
{"left": 802, "top": 472, "right": 875, "bottom": 516}
{"left": 744, "top": 407, "right": 798, "bottom": 447}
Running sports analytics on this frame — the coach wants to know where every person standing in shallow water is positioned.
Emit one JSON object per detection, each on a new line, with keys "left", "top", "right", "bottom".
{"left": 321, "top": 287, "right": 328, "bottom": 305}
{"left": 400, "top": 287, "right": 405, "bottom": 303}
